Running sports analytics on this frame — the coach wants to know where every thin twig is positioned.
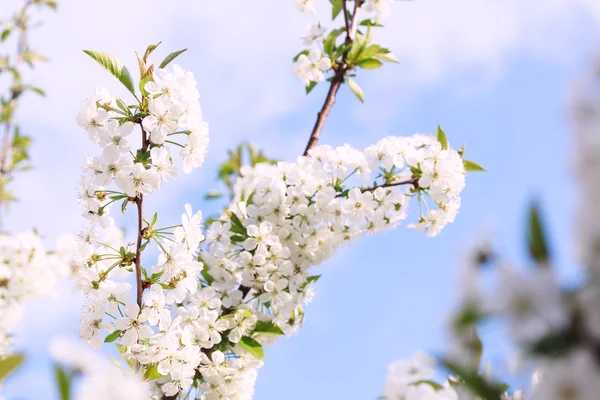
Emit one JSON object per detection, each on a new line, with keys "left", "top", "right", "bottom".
{"left": 302, "top": 0, "right": 365, "bottom": 156}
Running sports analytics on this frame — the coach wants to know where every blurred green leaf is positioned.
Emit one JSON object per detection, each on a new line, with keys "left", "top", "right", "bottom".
{"left": 0, "top": 354, "right": 24, "bottom": 381}
{"left": 527, "top": 202, "right": 551, "bottom": 265}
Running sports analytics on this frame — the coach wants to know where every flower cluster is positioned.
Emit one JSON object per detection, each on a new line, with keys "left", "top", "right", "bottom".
{"left": 51, "top": 337, "right": 149, "bottom": 400}
{"left": 200, "top": 133, "right": 466, "bottom": 333}
{"left": 382, "top": 351, "right": 527, "bottom": 400}
{"left": 383, "top": 351, "right": 458, "bottom": 399}
{"left": 73, "top": 39, "right": 472, "bottom": 398}
{"left": 0, "top": 232, "right": 72, "bottom": 355}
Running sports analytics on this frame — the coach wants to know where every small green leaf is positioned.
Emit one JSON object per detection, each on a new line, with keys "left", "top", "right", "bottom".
{"left": 293, "top": 49, "right": 310, "bottom": 62}
{"left": 411, "top": 380, "right": 444, "bottom": 391}
{"left": 45, "top": 0, "right": 58, "bottom": 10}
{"left": 436, "top": 125, "right": 449, "bottom": 150}
{"left": 306, "top": 275, "right": 321, "bottom": 284}
{"left": 83, "top": 50, "right": 136, "bottom": 95}
{"left": 254, "top": 321, "right": 284, "bottom": 335}
{"left": 239, "top": 336, "right": 265, "bottom": 360}
{"left": 0, "top": 354, "right": 24, "bottom": 381}
{"left": 201, "top": 267, "right": 214, "bottom": 285}
{"left": 230, "top": 235, "right": 247, "bottom": 242}
{"left": 305, "top": 81, "right": 317, "bottom": 94}
{"left": 54, "top": 365, "right": 71, "bottom": 400}
{"left": 356, "top": 58, "right": 383, "bottom": 70}
{"left": 204, "top": 191, "right": 223, "bottom": 200}
{"left": 1, "top": 29, "right": 11, "bottom": 42}
{"left": 441, "top": 359, "right": 504, "bottom": 400}
{"left": 121, "top": 199, "right": 128, "bottom": 214}
{"left": 143, "top": 42, "right": 162, "bottom": 63}
{"left": 330, "top": 0, "right": 343, "bottom": 19}
{"left": 359, "top": 19, "right": 384, "bottom": 27}
{"left": 463, "top": 159, "right": 485, "bottom": 172}
{"left": 139, "top": 75, "right": 153, "bottom": 96}
{"left": 159, "top": 49, "right": 187, "bottom": 69}
{"left": 347, "top": 78, "right": 364, "bottom": 103}
{"left": 527, "top": 202, "right": 551, "bottom": 265}
{"left": 104, "top": 330, "right": 122, "bottom": 343}
{"left": 143, "top": 364, "right": 165, "bottom": 380}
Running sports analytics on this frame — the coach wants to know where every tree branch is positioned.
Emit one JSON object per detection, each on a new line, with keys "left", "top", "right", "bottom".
{"left": 134, "top": 127, "right": 149, "bottom": 307}
{"left": 361, "top": 178, "right": 419, "bottom": 193}
{"left": 302, "top": 0, "right": 365, "bottom": 157}
{"left": 335, "top": 178, "right": 419, "bottom": 198}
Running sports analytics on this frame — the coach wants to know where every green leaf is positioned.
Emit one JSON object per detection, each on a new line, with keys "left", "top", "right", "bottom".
{"left": 330, "top": 0, "right": 343, "bottom": 19}
{"left": 83, "top": 50, "right": 136, "bottom": 95}
{"left": 1, "top": 29, "right": 11, "bottom": 42}
{"left": 54, "top": 365, "right": 71, "bottom": 400}
{"left": 139, "top": 75, "right": 153, "bottom": 96}
{"left": 375, "top": 52, "right": 399, "bottom": 63}
{"left": 104, "top": 330, "right": 122, "bottom": 343}
{"left": 230, "top": 235, "right": 246, "bottom": 242}
{"left": 239, "top": 336, "right": 265, "bottom": 360}
{"left": 159, "top": 49, "right": 187, "bottom": 69}
{"left": 463, "top": 159, "right": 485, "bottom": 172}
{"left": 527, "top": 202, "right": 551, "bottom": 265}
{"left": 293, "top": 49, "right": 310, "bottom": 62}
{"left": 0, "top": 354, "right": 24, "bottom": 381}
{"left": 227, "top": 211, "right": 247, "bottom": 235}
{"left": 359, "top": 19, "right": 384, "bottom": 27}
{"left": 347, "top": 78, "right": 364, "bottom": 103}
{"left": 254, "top": 321, "right": 284, "bottom": 335}
{"left": 201, "top": 267, "right": 214, "bottom": 285}
{"left": 121, "top": 198, "right": 128, "bottom": 214}
{"left": 436, "top": 125, "right": 449, "bottom": 150}
{"left": 441, "top": 359, "right": 504, "bottom": 400}
{"left": 143, "top": 364, "right": 165, "bottom": 380}
{"left": 143, "top": 42, "right": 161, "bottom": 63}
{"left": 528, "top": 328, "right": 576, "bottom": 357}
{"left": 204, "top": 191, "right": 223, "bottom": 200}
{"left": 305, "top": 81, "right": 317, "bottom": 94}
{"left": 306, "top": 275, "right": 321, "bottom": 284}
{"left": 45, "top": 0, "right": 58, "bottom": 10}
{"left": 356, "top": 58, "right": 383, "bottom": 70}
{"left": 28, "top": 87, "right": 46, "bottom": 97}
{"left": 411, "top": 380, "right": 444, "bottom": 391}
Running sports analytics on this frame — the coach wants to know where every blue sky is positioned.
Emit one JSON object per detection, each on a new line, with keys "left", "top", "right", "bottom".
{"left": 2, "top": 0, "right": 599, "bottom": 398}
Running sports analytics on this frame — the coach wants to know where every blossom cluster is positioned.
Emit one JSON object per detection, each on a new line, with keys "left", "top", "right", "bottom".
{"left": 0, "top": 232, "right": 71, "bottom": 355}
{"left": 51, "top": 337, "right": 149, "bottom": 400}
{"left": 76, "top": 79, "right": 468, "bottom": 397}
{"left": 295, "top": 0, "right": 394, "bottom": 21}
{"left": 383, "top": 351, "right": 458, "bottom": 399}
{"left": 382, "top": 351, "right": 528, "bottom": 400}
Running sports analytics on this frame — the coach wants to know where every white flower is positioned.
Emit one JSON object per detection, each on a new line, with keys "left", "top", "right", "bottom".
{"left": 114, "top": 303, "right": 154, "bottom": 346}
{"left": 115, "top": 163, "right": 160, "bottom": 197}
{"left": 142, "top": 97, "right": 180, "bottom": 145}
{"left": 228, "top": 310, "right": 257, "bottom": 343}
{"left": 150, "top": 146, "right": 178, "bottom": 183}
{"left": 302, "top": 24, "right": 327, "bottom": 46}
{"left": 293, "top": 49, "right": 332, "bottom": 86}
{"left": 296, "top": 0, "right": 316, "bottom": 15}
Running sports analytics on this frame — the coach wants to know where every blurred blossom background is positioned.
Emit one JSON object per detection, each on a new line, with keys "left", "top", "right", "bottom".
{"left": 1, "top": 0, "right": 599, "bottom": 398}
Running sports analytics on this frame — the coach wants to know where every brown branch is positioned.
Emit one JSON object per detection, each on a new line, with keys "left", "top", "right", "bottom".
{"left": 134, "top": 127, "right": 149, "bottom": 307}
{"left": 361, "top": 178, "right": 419, "bottom": 193}
{"left": 302, "top": 0, "right": 365, "bottom": 157}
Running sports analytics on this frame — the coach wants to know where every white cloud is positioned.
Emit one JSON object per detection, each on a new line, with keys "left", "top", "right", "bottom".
{"left": 0, "top": 0, "right": 596, "bottom": 247}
